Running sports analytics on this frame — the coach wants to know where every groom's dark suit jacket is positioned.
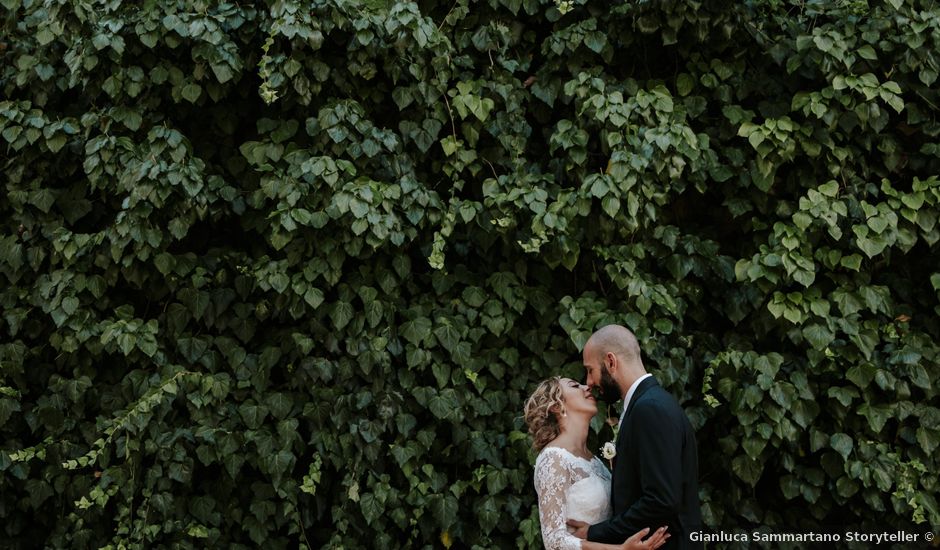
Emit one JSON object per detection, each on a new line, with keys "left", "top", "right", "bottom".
{"left": 587, "top": 377, "right": 703, "bottom": 550}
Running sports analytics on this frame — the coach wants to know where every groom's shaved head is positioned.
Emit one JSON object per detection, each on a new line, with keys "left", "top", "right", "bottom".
{"left": 582, "top": 324, "right": 644, "bottom": 402}
{"left": 585, "top": 324, "right": 641, "bottom": 367}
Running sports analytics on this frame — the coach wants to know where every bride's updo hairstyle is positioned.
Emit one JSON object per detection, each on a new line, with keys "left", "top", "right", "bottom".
{"left": 523, "top": 377, "right": 566, "bottom": 452}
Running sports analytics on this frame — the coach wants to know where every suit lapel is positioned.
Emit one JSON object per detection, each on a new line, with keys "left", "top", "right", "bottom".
{"left": 614, "top": 377, "right": 658, "bottom": 464}
{"left": 624, "top": 376, "right": 658, "bottom": 419}
{"left": 610, "top": 377, "right": 659, "bottom": 513}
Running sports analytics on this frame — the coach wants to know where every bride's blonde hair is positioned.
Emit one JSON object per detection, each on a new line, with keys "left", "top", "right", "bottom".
{"left": 523, "top": 376, "right": 566, "bottom": 452}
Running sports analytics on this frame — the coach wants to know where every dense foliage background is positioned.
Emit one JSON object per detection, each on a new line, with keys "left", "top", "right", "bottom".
{"left": 2, "top": 0, "right": 938, "bottom": 547}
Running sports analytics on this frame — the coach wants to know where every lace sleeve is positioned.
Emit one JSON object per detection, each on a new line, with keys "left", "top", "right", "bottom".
{"left": 534, "top": 449, "right": 582, "bottom": 550}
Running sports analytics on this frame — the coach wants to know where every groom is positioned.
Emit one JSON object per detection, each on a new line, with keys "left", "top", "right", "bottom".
{"left": 568, "top": 324, "right": 702, "bottom": 550}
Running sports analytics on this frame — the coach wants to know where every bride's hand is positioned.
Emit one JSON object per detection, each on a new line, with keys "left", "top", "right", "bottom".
{"left": 619, "top": 526, "right": 669, "bottom": 550}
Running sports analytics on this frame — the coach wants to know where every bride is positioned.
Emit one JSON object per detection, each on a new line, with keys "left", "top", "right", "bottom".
{"left": 524, "top": 377, "right": 669, "bottom": 550}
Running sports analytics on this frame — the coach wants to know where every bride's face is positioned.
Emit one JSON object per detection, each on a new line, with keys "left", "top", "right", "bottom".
{"left": 558, "top": 377, "right": 597, "bottom": 417}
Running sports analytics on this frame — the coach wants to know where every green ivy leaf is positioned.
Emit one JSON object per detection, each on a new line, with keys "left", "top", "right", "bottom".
{"left": 265, "top": 393, "right": 292, "bottom": 419}
{"left": 916, "top": 427, "right": 939, "bottom": 455}
{"left": 263, "top": 450, "right": 294, "bottom": 479}
{"left": 428, "top": 389, "right": 459, "bottom": 420}
{"left": 583, "top": 31, "right": 607, "bottom": 53}
{"left": 802, "top": 324, "right": 833, "bottom": 350}
{"left": 330, "top": 301, "right": 354, "bottom": 330}
{"left": 830, "top": 433, "right": 853, "bottom": 459}
{"left": 400, "top": 317, "right": 432, "bottom": 346}
{"left": 857, "top": 403, "right": 893, "bottom": 432}
{"left": 181, "top": 83, "right": 202, "bottom": 103}
{"left": 360, "top": 492, "right": 384, "bottom": 525}
{"left": 601, "top": 196, "right": 620, "bottom": 218}
{"left": 238, "top": 403, "right": 267, "bottom": 430}
{"left": 433, "top": 323, "right": 461, "bottom": 353}
{"left": 731, "top": 455, "right": 763, "bottom": 487}
{"left": 429, "top": 493, "right": 458, "bottom": 530}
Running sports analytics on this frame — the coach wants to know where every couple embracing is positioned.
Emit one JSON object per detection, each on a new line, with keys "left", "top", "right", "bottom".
{"left": 524, "top": 325, "right": 703, "bottom": 550}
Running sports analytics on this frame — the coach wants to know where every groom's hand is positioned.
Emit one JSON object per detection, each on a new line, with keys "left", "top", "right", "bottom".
{"left": 566, "top": 519, "right": 589, "bottom": 539}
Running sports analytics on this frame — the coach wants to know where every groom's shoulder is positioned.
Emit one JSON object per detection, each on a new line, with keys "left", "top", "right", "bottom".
{"left": 636, "top": 383, "right": 685, "bottom": 415}
{"left": 640, "top": 379, "right": 674, "bottom": 401}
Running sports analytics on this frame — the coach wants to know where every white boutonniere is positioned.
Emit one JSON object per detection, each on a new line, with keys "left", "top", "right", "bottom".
{"left": 601, "top": 405, "right": 620, "bottom": 467}
{"left": 601, "top": 441, "right": 617, "bottom": 461}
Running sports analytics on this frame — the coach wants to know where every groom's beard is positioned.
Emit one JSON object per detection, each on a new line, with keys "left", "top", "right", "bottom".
{"left": 598, "top": 367, "right": 621, "bottom": 404}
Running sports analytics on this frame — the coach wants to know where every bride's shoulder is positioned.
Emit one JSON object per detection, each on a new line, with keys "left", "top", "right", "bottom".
{"left": 535, "top": 445, "right": 572, "bottom": 465}
{"left": 537, "top": 445, "right": 564, "bottom": 456}
{"left": 534, "top": 446, "right": 571, "bottom": 478}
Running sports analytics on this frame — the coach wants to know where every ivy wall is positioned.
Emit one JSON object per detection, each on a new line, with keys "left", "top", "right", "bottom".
{"left": 1, "top": 0, "right": 938, "bottom": 548}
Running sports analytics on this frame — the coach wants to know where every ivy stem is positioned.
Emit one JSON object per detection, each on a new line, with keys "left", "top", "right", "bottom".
{"left": 443, "top": 93, "right": 458, "bottom": 143}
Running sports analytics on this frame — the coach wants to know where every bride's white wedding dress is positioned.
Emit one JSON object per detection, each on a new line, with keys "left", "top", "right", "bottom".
{"left": 534, "top": 446, "right": 612, "bottom": 550}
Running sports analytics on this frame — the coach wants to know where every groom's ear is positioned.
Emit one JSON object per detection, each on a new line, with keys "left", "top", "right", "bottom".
{"left": 605, "top": 351, "right": 621, "bottom": 374}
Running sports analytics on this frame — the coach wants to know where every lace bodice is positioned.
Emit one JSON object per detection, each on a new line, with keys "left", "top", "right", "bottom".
{"left": 534, "top": 446, "right": 612, "bottom": 550}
